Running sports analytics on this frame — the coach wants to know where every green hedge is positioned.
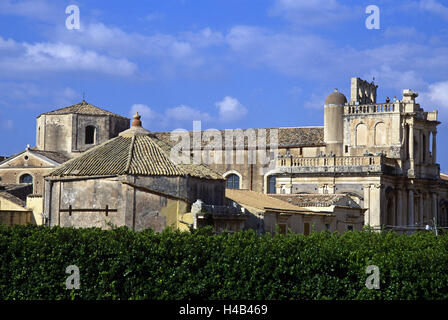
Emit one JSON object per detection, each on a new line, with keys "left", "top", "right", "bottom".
{"left": 0, "top": 224, "right": 447, "bottom": 300}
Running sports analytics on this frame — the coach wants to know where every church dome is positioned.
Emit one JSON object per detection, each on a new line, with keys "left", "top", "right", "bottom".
{"left": 324, "top": 89, "right": 347, "bottom": 105}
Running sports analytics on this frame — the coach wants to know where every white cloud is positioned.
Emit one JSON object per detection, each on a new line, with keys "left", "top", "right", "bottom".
{"left": 0, "top": 38, "right": 137, "bottom": 76}
{"left": 304, "top": 93, "right": 327, "bottom": 110}
{"left": 420, "top": 81, "right": 448, "bottom": 113}
{"left": 0, "top": 0, "right": 59, "bottom": 21}
{"left": 365, "top": 65, "right": 427, "bottom": 92}
{"left": 130, "top": 103, "right": 213, "bottom": 130}
{"left": 215, "top": 96, "right": 247, "bottom": 122}
{"left": 0, "top": 81, "right": 79, "bottom": 111}
{"left": 130, "top": 96, "right": 247, "bottom": 130}
{"left": 418, "top": 0, "right": 448, "bottom": 20}
{"left": 130, "top": 104, "right": 159, "bottom": 127}
{"left": 165, "top": 105, "right": 212, "bottom": 123}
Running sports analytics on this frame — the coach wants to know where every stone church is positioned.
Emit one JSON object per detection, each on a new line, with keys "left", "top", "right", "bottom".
{"left": 189, "top": 77, "right": 448, "bottom": 232}
{"left": 1, "top": 77, "right": 447, "bottom": 232}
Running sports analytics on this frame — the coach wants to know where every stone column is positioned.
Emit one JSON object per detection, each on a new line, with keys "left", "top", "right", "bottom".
{"left": 409, "top": 124, "right": 415, "bottom": 176}
{"left": 369, "top": 184, "right": 382, "bottom": 230}
{"left": 363, "top": 184, "right": 371, "bottom": 226}
{"left": 397, "top": 188, "right": 403, "bottom": 227}
{"left": 432, "top": 193, "right": 438, "bottom": 224}
{"left": 432, "top": 130, "right": 437, "bottom": 164}
{"left": 379, "top": 184, "right": 387, "bottom": 228}
{"left": 419, "top": 193, "right": 424, "bottom": 225}
{"left": 408, "top": 189, "right": 414, "bottom": 226}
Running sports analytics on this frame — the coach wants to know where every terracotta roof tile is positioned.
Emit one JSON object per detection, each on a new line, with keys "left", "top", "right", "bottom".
{"left": 48, "top": 126, "right": 223, "bottom": 180}
{"left": 154, "top": 126, "right": 324, "bottom": 149}
{"left": 41, "top": 100, "right": 129, "bottom": 120}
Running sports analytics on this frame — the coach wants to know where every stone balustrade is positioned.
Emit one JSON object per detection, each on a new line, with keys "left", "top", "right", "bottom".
{"left": 346, "top": 102, "right": 401, "bottom": 115}
{"left": 277, "top": 155, "right": 396, "bottom": 174}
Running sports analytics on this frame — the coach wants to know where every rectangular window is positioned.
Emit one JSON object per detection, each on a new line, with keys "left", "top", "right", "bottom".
{"left": 347, "top": 225, "right": 353, "bottom": 231}
{"left": 304, "top": 222, "right": 310, "bottom": 235}
{"left": 325, "top": 224, "right": 330, "bottom": 231}
{"left": 278, "top": 224, "right": 287, "bottom": 235}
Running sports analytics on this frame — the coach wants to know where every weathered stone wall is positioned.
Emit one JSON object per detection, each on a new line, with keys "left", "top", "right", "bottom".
{"left": 186, "top": 177, "right": 225, "bottom": 205}
{"left": 0, "top": 211, "right": 32, "bottom": 226}
{"left": 38, "top": 114, "right": 73, "bottom": 153}
{"left": 0, "top": 168, "right": 52, "bottom": 195}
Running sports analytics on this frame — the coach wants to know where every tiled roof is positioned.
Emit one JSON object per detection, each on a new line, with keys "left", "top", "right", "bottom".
{"left": 154, "top": 126, "right": 324, "bottom": 149}
{"left": 0, "top": 184, "right": 33, "bottom": 207}
{"left": 48, "top": 125, "right": 224, "bottom": 180}
{"left": 41, "top": 100, "right": 129, "bottom": 120}
{"left": 0, "top": 191, "right": 26, "bottom": 207}
{"left": 30, "top": 148, "right": 70, "bottom": 164}
{"left": 271, "top": 194, "right": 361, "bottom": 208}
{"left": 0, "top": 148, "right": 70, "bottom": 166}
{"left": 225, "top": 189, "right": 322, "bottom": 214}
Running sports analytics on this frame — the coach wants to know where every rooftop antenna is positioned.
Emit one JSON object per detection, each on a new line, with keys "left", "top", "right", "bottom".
{"left": 372, "top": 77, "right": 375, "bottom": 84}
{"left": 82, "top": 91, "right": 85, "bottom": 102}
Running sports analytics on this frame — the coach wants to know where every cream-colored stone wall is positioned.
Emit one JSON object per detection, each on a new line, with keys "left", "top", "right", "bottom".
{"left": 26, "top": 195, "right": 43, "bottom": 225}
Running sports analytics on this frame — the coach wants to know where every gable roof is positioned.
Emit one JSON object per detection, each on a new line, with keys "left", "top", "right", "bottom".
{"left": 270, "top": 194, "right": 361, "bottom": 208}
{"left": 0, "top": 184, "right": 33, "bottom": 208}
{"left": 225, "top": 189, "right": 329, "bottom": 215}
{"left": 40, "top": 100, "right": 129, "bottom": 120}
{"left": 48, "top": 124, "right": 224, "bottom": 180}
{"left": 0, "top": 148, "right": 69, "bottom": 167}
{"left": 153, "top": 126, "right": 324, "bottom": 149}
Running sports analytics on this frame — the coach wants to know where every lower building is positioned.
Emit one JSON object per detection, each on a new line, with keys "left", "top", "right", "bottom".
{"left": 44, "top": 113, "right": 226, "bottom": 231}
{"left": 225, "top": 189, "right": 364, "bottom": 234}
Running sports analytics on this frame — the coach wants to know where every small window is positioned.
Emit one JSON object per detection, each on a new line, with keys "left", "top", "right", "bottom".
{"left": 304, "top": 222, "right": 310, "bottom": 235}
{"left": 85, "top": 126, "right": 96, "bottom": 145}
{"left": 20, "top": 174, "right": 33, "bottom": 184}
{"left": 347, "top": 225, "right": 354, "bottom": 231}
{"left": 226, "top": 174, "right": 240, "bottom": 189}
{"left": 268, "top": 176, "right": 276, "bottom": 194}
{"left": 325, "top": 224, "right": 330, "bottom": 231}
{"left": 278, "top": 224, "right": 287, "bottom": 235}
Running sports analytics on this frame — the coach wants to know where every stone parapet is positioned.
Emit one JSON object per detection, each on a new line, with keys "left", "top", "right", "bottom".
{"left": 277, "top": 155, "right": 396, "bottom": 175}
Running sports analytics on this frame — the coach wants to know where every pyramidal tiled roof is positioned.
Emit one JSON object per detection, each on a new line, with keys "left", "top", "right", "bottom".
{"left": 48, "top": 114, "right": 223, "bottom": 180}
{"left": 41, "top": 100, "right": 129, "bottom": 120}
{"left": 154, "top": 126, "right": 324, "bottom": 148}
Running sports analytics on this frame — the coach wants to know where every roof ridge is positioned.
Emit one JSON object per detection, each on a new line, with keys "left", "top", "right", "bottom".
{"left": 125, "top": 134, "right": 136, "bottom": 173}
{"left": 47, "top": 136, "right": 124, "bottom": 177}
{"left": 40, "top": 101, "right": 129, "bottom": 120}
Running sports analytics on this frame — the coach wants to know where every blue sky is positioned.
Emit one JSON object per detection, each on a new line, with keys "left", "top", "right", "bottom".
{"left": 1, "top": 0, "right": 448, "bottom": 171}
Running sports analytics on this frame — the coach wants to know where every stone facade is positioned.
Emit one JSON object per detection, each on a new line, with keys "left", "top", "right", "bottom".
{"left": 36, "top": 100, "right": 130, "bottom": 157}
{"left": 44, "top": 115, "right": 227, "bottom": 231}
{"left": 174, "top": 77, "right": 448, "bottom": 232}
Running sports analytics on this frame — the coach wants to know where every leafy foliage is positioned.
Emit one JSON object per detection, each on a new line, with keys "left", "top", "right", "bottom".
{"left": 0, "top": 224, "right": 447, "bottom": 300}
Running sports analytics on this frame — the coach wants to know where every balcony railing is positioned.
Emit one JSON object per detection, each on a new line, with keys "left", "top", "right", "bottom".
{"left": 346, "top": 102, "right": 401, "bottom": 115}
{"left": 277, "top": 155, "right": 396, "bottom": 174}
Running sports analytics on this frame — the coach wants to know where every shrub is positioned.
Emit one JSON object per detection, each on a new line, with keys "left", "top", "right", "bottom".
{"left": 0, "top": 224, "right": 447, "bottom": 300}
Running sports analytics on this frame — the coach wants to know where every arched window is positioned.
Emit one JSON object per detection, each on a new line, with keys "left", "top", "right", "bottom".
{"left": 356, "top": 123, "right": 368, "bottom": 146}
{"left": 20, "top": 174, "right": 33, "bottom": 184}
{"left": 374, "top": 122, "right": 387, "bottom": 145}
{"left": 226, "top": 174, "right": 240, "bottom": 189}
{"left": 85, "top": 126, "right": 96, "bottom": 145}
{"left": 268, "top": 176, "right": 276, "bottom": 194}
